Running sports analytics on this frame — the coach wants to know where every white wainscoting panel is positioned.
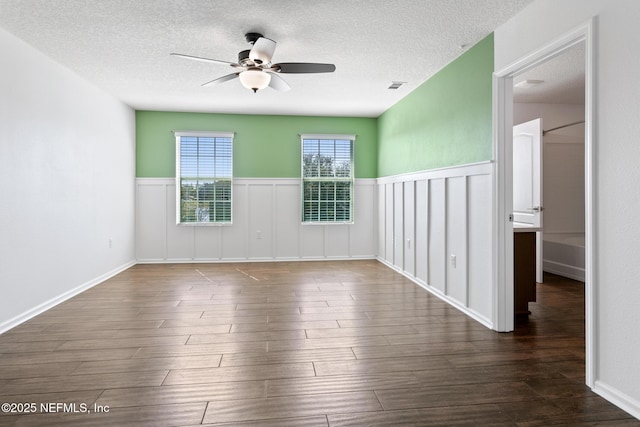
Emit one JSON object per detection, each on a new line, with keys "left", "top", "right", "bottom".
{"left": 350, "top": 182, "right": 377, "bottom": 257}
{"left": 194, "top": 227, "right": 222, "bottom": 261}
{"left": 275, "top": 184, "right": 301, "bottom": 259}
{"left": 393, "top": 182, "right": 404, "bottom": 270}
{"left": 404, "top": 181, "right": 416, "bottom": 277}
{"left": 136, "top": 183, "right": 167, "bottom": 261}
{"left": 325, "top": 225, "right": 350, "bottom": 258}
{"left": 415, "top": 180, "right": 428, "bottom": 283}
{"left": 166, "top": 183, "right": 195, "bottom": 261}
{"left": 136, "top": 178, "right": 377, "bottom": 263}
{"left": 249, "top": 184, "right": 274, "bottom": 259}
{"left": 446, "top": 176, "right": 468, "bottom": 306}
{"left": 467, "top": 173, "right": 493, "bottom": 316}
{"left": 299, "top": 223, "right": 325, "bottom": 259}
{"left": 377, "top": 162, "right": 494, "bottom": 328}
{"left": 428, "top": 178, "right": 446, "bottom": 294}
{"left": 377, "top": 184, "right": 386, "bottom": 258}
{"left": 384, "top": 184, "right": 394, "bottom": 263}
{"left": 222, "top": 184, "right": 248, "bottom": 260}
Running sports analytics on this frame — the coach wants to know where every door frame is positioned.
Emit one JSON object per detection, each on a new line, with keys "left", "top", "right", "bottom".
{"left": 492, "top": 18, "right": 596, "bottom": 387}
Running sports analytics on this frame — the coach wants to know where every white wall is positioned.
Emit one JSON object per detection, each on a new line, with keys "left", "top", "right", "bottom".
{"left": 377, "top": 162, "right": 494, "bottom": 327}
{"left": 496, "top": 0, "right": 640, "bottom": 418}
{"left": 136, "top": 178, "right": 377, "bottom": 262}
{"left": 0, "top": 27, "right": 136, "bottom": 332}
{"left": 515, "top": 103, "right": 585, "bottom": 234}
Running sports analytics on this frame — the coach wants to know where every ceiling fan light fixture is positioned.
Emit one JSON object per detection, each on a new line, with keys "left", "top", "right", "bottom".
{"left": 249, "top": 49, "right": 269, "bottom": 66}
{"left": 248, "top": 35, "right": 276, "bottom": 66}
{"left": 239, "top": 68, "right": 271, "bottom": 93}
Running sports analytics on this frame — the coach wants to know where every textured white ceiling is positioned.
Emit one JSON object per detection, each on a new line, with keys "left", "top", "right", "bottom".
{"left": 514, "top": 43, "right": 585, "bottom": 105}
{"left": 0, "top": 0, "right": 533, "bottom": 117}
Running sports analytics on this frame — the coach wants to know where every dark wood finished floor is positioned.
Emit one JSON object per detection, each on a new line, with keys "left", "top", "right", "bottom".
{"left": 0, "top": 261, "right": 637, "bottom": 426}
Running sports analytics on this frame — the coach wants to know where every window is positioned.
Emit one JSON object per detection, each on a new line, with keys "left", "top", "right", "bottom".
{"left": 301, "top": 134, "right": 354, "bottom": 223}
{"left": 175, "top": 131, "right": 233, "bottom": 224}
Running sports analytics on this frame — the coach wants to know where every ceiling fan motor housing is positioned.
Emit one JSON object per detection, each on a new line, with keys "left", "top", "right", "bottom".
{"left": 244, "top": 32, "right": 263, "bottom": 45}
{"left": 238, "top": 49, "right": 251, "bottom": 66}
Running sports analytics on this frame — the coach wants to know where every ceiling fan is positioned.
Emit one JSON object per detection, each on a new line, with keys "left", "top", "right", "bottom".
{"left": 171, "top": 32, "right": 336, "bottom": 93}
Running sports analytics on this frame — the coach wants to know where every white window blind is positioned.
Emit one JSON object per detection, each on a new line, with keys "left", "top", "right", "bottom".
{"left": 175, "top": 132, "right": 233, "bottom": 224}
{"left": 301, "top": 134, "right": 354, "bottom": 223}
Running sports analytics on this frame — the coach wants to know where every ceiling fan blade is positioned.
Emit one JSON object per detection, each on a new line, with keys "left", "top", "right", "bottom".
{"left": 201, "top": 73, "right": 239, "bottom": 87}
{"left": 273, "top": 62, "right": 336, "bottom": 74}
{"left": 268, "top": 73, "right": 291, "bottom": 92}
{"left": 171, "top": 53, "right": 237, "bottom": 67}
{"left": 249, "top": 37, "right": 276, "bottom": 65}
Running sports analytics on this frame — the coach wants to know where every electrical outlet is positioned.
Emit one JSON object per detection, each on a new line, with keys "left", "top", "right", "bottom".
{"left": 109, "top": 238, "right": 113, "bottom": 249}
{"left": 256, "top": 230, "right": 262, "bottom": 240}
{"left": 450, "top": 254, "right": 456, "bottom": 268}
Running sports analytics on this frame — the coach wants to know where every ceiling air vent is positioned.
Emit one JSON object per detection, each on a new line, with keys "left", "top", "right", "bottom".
{"left": 388, "top": 81, "right": 406, "bottom": 90}
{"left": 514, "top": 79, "right": 544, "bottom": 89}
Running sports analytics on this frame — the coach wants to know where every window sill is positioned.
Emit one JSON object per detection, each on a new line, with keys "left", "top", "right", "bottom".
{"left": 177, "top": 222, "right": 233, "bottom": 226}
{"left": 302, "top": 222, "right": 354, "bottom": 226}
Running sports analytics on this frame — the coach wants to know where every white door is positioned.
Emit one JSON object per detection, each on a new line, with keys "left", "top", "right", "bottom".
{"left": 513, "top": 118, "right": 543, "bottom": 282}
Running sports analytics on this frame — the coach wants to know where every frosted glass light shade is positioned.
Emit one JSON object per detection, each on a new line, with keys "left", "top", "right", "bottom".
{"left": 239, "top": 69, "right": 271, "bottom": 92}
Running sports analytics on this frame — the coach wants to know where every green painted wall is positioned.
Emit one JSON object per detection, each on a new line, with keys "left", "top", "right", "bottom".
{"left": 377, "top": 33, "right": 494, "bottom": 177}
{"left": 137, "top": 34, "right": 493, "bottom": 179}
{"left": 136, "top": 111, "right": 377, "bottom": 178}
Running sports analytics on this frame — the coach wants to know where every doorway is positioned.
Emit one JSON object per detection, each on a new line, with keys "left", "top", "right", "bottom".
{"left": 493, "top": 20, "right": 595, "bottom": 388}
{"left": 513, "top": 42, "right": 586, "bottom": 287}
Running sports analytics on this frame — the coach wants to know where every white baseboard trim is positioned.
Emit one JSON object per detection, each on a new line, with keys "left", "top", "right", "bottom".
{"left": 376, "top": 257, "right": 494, "bottom": 330}
{"left": 543, "top": 259, "right": 585, "bottom": 282}
{"left": 136, "top": 255, "right": 377, "bottom": 264}
{"left": 593, "top": 380, "right": 640, "bottom": 420}
{"left": 0, "top": 260, "right": 136, "bottom": 335}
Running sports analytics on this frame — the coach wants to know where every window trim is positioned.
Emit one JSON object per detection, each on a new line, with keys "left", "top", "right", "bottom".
{"left": 174, "top": 131, "right": 234, "bottom": 226}
{"left": 300, "top": 133, "right": 355, "bottom": 225}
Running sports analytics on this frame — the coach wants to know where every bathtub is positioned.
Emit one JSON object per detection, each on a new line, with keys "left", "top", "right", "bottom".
{"left": 543, "top": 232, "right": 585, "bottom": 282}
